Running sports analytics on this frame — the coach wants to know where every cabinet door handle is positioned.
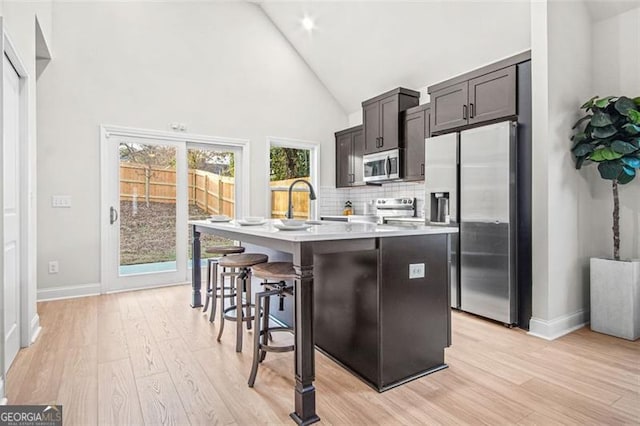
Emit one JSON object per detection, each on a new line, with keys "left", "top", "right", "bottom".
{"left": 421, "top": 163, "right": 425, "bottom": 176}
{"left": 470, "top": 103, "right": 475, "bottom": 118}
{"left": 375, "top": 137, "right": 379, "bottom": 148}
{"left": 462, "top": 104, "right": 468, "bottom": 120}
{"left": 379, "top": 137, "right": 383, "bottom": 148}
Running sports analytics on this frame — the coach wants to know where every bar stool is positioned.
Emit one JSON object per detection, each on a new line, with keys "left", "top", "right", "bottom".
{"left": 217, "top": 253, "right": 268, "bottom": 352}
{"left": 248, "top": 262, "right": 296, "bottom": 387}
{"left": 202, "top": 245, "right": 246, "bottom": 322}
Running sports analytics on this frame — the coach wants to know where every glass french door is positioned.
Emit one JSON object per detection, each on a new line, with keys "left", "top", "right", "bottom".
{"left": 186, "top": 144, "right": 236, "bottom": 266}
{"left": 104, "top": 137, "right": 188, "bottom": 292}
{"left": 102, "top": 132, "right": 241, "bottom": 292}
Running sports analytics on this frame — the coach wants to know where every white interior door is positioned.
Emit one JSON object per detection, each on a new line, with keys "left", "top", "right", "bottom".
{"left": 104, "top": 136, "right": 188, "bottom": 292}
{"left": 3, "top": 54, "right": 21, "bottom": 373}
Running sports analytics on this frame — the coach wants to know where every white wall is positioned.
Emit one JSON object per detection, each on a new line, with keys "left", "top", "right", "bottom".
{"left": 0, "top": 0, "right": 52, "bottom": 399}
{"left": 529, "top": 0, "right": 593, "bottom": 339}
{"left": 588, "top": 7, "right": 640, "bottom": 260}
{"left": 36, "top": 2, "right": 346, "bottom": 292}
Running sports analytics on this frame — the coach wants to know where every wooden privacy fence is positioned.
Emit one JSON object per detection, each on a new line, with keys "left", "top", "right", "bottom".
{"left": 120, "top": 163, "right": 235, "bottom": 216}
{"left": 269, "top": 177, "right": 311, "bottom": 219}
{"left": 120, "top": 163, "right": 311, "bottom": 218}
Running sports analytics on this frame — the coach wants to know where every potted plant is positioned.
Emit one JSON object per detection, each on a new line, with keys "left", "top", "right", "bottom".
{"left": 571, "top": 95, "right": 640, "bottom": 340}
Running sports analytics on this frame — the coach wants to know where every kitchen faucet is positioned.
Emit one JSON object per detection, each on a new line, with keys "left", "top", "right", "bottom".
{"left": 287, "top": 179, "right": 317, "bottom": 219}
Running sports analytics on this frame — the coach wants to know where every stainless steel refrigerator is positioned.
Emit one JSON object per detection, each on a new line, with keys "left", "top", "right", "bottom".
{"left": 425, "top": 121, "right": 517, "bottom": 325}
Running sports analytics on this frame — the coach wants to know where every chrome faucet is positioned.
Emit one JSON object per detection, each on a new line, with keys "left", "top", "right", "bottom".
{"left": 287, "top": 179, "right": 317, "bottom": 219}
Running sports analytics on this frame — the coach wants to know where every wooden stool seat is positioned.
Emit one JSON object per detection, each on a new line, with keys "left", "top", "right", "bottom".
{"left": 252, "top": 262, "right": 296, "bottom": 280}
{"left": 219, "top": 253, "right": 268, "bottom": 268}
{"left": 205, "top": 245, "right": 246, "bottom": 256}
{"left": 247, "top": 262, "right": 296, "bottom": 387}
{"left": 216, "top": 253, "right": 269, "bottom": 352}
{"left": 202, "top": 245, "right": 245, "bottom": 322}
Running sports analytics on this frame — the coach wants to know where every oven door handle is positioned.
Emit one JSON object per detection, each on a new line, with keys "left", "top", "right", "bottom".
{"left": 385, "top": 156, "right": 391, "bottom": 178}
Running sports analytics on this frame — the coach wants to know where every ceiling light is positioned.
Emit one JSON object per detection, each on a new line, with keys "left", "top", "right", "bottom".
{"left": 301, "top": 15, "right": 315, "bottom": 32}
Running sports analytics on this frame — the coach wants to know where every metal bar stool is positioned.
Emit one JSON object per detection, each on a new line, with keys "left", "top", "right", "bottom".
{"left": 248, "top": 262, "right": 295, "bottom": 387}
{"left": 202, "top": 245, "right": 246, "bottom": 322}
{"left": 217, "top": 253, "right": 268, "bottom": 352}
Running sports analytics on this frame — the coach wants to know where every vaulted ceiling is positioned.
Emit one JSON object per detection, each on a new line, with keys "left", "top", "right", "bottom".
{"left": 258, "top": 0, "right": 640, "bottom": 115}
{"left": 259, "top": 1, "right": 532, "bottom": 113}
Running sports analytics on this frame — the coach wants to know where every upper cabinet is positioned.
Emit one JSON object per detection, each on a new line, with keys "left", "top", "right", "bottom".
{"left": 403, "top": 103, "right": 430, "bottom": 181}
{"left": 468, "top": 66, "right": 516, "bottom": 125}
{"left": 335, "top": 125, "right": 365, "bottom": 188}
{"left": 430, "top": 66, "right": 516, "bottom": 133}
{"left": 430, "top": 82, "right": 469, "bottom": 132}
{"left": 363, "top": 88, "right": 420, "bottom": 154}
{"left": 428, "top": 51, "right": 530, "bottom": 134}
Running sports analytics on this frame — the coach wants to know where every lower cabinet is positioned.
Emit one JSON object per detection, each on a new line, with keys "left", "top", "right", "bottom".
{"left": 314, "top": 234, "right": 451, "bottom": 391}
{"left": 403, "top": 103, "right": 430, "bottom": 181}
{"left": 335, "top": 125, "right": 364, "bottom": 188}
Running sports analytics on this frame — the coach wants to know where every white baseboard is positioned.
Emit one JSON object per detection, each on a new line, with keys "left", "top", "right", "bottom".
{"left": 37, "top": 283, "right": 101, "bottom": 301}
{"left": 30, "top": 314, "right": 41, "bottom": 344}
{"left": 528, "top": 309, "right": 589, "bottom": 340}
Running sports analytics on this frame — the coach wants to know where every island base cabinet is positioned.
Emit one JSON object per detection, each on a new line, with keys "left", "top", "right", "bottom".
{"left": 379, "top": 235, "right": 450, "bottom": 388}
{"left": 314, "top": 234, "right": 451, "bottom": 392}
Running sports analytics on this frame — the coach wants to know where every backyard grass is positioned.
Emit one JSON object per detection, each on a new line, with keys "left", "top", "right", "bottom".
{"left": 120, "top": 201, "right": 230, "bottom": 265}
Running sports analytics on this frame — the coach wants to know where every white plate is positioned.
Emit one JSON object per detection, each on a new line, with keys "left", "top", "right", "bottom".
{"left": 236, "top": 219, "right": 267, "bottom": 226}
{"left": 209, "top": 217, "right": 231, "bottom": 223}
{"left": 273, "top": 223, "right": 312, "bottom": 231}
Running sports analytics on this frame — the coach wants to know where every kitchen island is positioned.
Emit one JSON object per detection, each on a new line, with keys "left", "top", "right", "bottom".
{"left": 189, "top": 219, "right": 457, "bottom": 425}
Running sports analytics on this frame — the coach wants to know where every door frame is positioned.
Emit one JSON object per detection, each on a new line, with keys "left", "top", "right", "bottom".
{"left": 99, "top": 125, "right": 250, "bottom": 294}
{"left": 266, "top": 137, "right": 320, "bottom": 220}
{"left": 1, "top": 19, "right": 33, "bottom": 398}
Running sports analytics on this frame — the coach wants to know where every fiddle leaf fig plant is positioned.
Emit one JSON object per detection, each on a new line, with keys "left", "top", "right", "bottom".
{"left": 571, "top": 96, "right": 640, "bottom": 261}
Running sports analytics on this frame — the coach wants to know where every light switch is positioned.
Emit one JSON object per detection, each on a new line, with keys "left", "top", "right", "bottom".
{"left": 409, "top": 263, "right": 425, "bottom": 279}
{"left": 52, "top": 195, "right": 72, "bottom": 208}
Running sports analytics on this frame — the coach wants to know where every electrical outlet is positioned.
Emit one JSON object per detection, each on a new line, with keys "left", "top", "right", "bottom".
{"left": 52, "top": 195, "right": 72, "bottom": 208}
{"left": 409, "top": 263, "right": 425, "bottom": 279}
{"left": 48, "top": 261, "right": 59, "bottom": 274}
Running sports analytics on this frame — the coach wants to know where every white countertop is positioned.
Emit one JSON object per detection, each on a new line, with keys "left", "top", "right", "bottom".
{"left": 190, "top": 219, "right": 458, "bottom": 242}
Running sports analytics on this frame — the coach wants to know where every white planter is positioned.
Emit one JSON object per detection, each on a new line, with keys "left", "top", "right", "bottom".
{"left": 590, "top": 258, "right": 640, "bottom": 341}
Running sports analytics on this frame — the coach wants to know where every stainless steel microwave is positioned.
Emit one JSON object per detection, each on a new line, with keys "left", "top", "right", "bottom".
{"left": 363, "top": 149, "right": 401, "bottom": 183}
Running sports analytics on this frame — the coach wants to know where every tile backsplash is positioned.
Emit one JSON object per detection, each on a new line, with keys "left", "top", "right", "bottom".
{"left": 318, "top": 182, "right": 425, "bottom": 217}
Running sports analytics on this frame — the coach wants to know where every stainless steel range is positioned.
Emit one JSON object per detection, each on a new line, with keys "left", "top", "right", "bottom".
{"left": 320, "top": 198, "right": 417, "bottom": 224}
{"left": 374, "top": 197, "right": 417, "bottom": 220}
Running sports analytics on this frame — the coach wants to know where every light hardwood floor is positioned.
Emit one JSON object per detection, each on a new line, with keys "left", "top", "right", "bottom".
{"left": 7, "top": 284, "right": 639, "bottom": 425}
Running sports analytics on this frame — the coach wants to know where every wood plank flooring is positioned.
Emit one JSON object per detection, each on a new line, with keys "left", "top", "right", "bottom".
{"left": 6, "top": 284, "right": 639, "bottom": 425}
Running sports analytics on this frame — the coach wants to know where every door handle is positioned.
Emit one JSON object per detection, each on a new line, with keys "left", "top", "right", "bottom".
{"left": 462, "top": 104, "right": 468, "bottom": 120}
{"left": 379, "top": 137, "right": 383, "bottom": 148}
{"left": 385, "top": 157, "right": 391, "bottom": 178}
{"left": 421, "top": 163, "right": 425, "bottom": 176}
{"left": 110, "top": 206, "right": 119, "bottom": 225}
{"left": 470, "top": 103, "right": 475, "bottom": 118}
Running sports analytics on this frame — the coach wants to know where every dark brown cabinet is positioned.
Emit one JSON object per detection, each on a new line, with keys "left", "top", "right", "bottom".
{"left": 363, "top": 88, "right": 420, "bottom": 154}
{"left": 468, "top": 67, "right": 516, "bottom": 125}
{"left": 403, "top": 103, "right": 430, "bottom": 181}
{"left": 335, "top": 125, "right": 364, "bottom": 188}
{"left": 429, "top": 66, "right": 516, "bottom": 133}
